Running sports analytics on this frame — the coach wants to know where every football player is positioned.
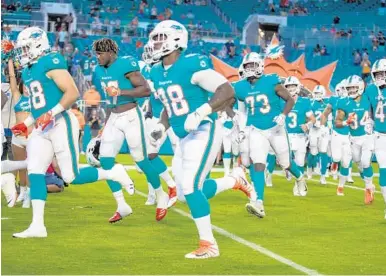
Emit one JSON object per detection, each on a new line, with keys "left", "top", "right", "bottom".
{"left": 309, "top": 85, "right": 331, "bottom": 184}
{"left": 321, "top": 80, "right": 352, "bottom": 196}
{"left": 335, "top": 75, "right": 374, "bottom": 204}
{"left": 284, "top": 76, "right": 316, "bottom": 177}
{"left": 92, "top": 38, "right": 170, "bottom": 222}
{"left": 233, "top": 53, "right": 308, "bottom": 219}
{"left": 364, "top": 58, "right": 386, "bottom": 218}
{"left": 147, "top": 20, "right": 253, "bottom": 258}
{"left": 140, "top": 54, "right": 178, "bottom": 207}
{"left": 11, "top": 27, "right": 133, "bottom": 238}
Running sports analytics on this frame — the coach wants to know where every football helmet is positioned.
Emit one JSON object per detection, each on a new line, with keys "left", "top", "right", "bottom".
{"left": 241, "top": 52, "right": 264, "bottom": 78}
{"left": 238, "top": 64, "right": 245, "bottom": 79}
{"left": 86, "top": 138, "right": 101, "bottom": 167}
{"left": 345, "top": 75, "right": 364, "bottom": 99}
{"left": 284, "top": 76, "right": 301, "bottom": 96}
{"left": 14, "top": 27, "right": 50, "bottom": 68}
{"left": 142, "top": 42, "right": 154, "bottom": 65}
{"left": 335, "top": 79, "right": 348, "bottom": 97}
{"left": 371, "top": 59, "right": 386, "bottom": 87}
{"left": 313, "top": 85, "right": 326, "bottom": 101}
{"left": 147, "top": 20, "right": 188, "bottom": 62}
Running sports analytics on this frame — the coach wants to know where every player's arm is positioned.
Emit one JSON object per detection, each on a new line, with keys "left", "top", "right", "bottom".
{"left": 8, "top": 59, "right": 21, "bottom": 102}
{"left": 335, "top": 109, "right": 346, "bottom": 128}
{"left": 120, "top": 71, "right": 151, "bottom": 98}
{"left": 191, "top": 69, "right": 234, "bottom": 116}
{"left": 47, "top": 69, "right": 80, "bottom": 111}
{"left": 320, "top": 104, "right": 332, "bottom": 126}
{"left": 302, "top": 111, "right": 316, "bottom": 132}
{"left": 1, "top": 90, "right": 8, "bottom": 110}
{"left": 275, "top": 84, "right": 294, "bottom": 116}
{"left": 159, "top": 109, "right": 170, "bottom": 130}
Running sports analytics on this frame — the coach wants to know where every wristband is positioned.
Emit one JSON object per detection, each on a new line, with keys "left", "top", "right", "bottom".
{"left": 51, "top": 104, "right": 65, "bottom": 116}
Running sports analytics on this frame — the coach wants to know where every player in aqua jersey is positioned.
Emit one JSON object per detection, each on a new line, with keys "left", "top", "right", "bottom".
{"left": 92, "top": 38, "right": 170, "bottom": 222}
{"left": 364, "top": 58, "right": 386, "bottom": 218}
{"left": 335, "top": 75, "right": 375, "bottom": 204}
{"left": 10, "top": 27, "right": 133, "bottom": 238}
{"left": 80, "top": 53, "right": 93, "bottom": 85}
{"left": 138, "top": 57, "right": 178, "bottom": 207}
{"left": 233, "top": 52, "right": 308, "bottom": 218}
{"left": 309, "top": 85, "right": 331, "bottom": 184}
{"left": 147, "top": 20, "right": 253, "bottom": 259}
{"left": 321, "top": 80, "right": 352, "bottom": 196}
{"left": 284, "top": 76, "right": 316, "bottom": 179}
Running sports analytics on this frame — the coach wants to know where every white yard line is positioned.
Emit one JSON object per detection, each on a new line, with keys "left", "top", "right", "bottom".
{"left": 135, "top": 189, "right": 321, "bottom": 275}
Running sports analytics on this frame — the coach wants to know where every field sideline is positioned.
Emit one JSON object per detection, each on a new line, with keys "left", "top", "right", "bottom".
{"left": 2, "top": 155, "right": 385, "bottom": 275}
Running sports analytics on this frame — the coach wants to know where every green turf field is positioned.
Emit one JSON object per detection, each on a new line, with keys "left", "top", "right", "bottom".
{"left": 2, "top": 155, "right": 386, "bottom": 275}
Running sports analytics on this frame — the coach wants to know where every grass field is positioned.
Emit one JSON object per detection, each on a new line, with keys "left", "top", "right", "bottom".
{"left": 2, "top": 155, "right": 386, "bottom": 275}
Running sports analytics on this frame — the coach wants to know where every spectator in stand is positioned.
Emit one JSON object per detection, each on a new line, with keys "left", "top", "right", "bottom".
{"left": 210, "top": 47, "right": 218, "bottom": 56}
{"left": 54, "top": 17, "right": 62, "bottom": 32}
{"left": 83, "top": 86, "right": 101, "bottom": 119}
{"left": 372, "top": 36, "right": 379, "bottom": 52}
{"left": 88, "top": 109, "right": 103, "bottom": 138}
{"left": 129, "top": 16, "right": 139, "bottom": 35}
{"left": 80, "top": 28, "right": 88, "bottom": 38}
{"left": 333, "top": 16, "right": 340, "bottom": 24}
{"left": 45, "top": 163, "right": 65, "bottom": 193}
{"left": 64, "top": 13, "right": 74, "bottom": 32}
{"left": 381, "top": 0, "right": 386, "bottom": 7}
{"left": 361, "top": 56, "right": 371, "bottom": 81}
{"left": 6, "top": 3, "right": 16, "bottom": 12}
{"left": 186, "top": 9, "right": 195, "bottom": 19}
{"left": 353, "top": 49, "right": 361, "bottom": 65}
{"left": 362, "top": 48, "right": 369, "bottom": 60}
{"left": 311, "top": 25, "right": 318, "bottom": 35}
{"left": 151, "top": 5, "right": 157, "bottom": 19}
{"left": 57, "top": 25, "right": 69, "bottom": 53}
{"left": 81, "top": 53, "right": 93, "bottom": 86}
{"left": 165, "top": 7, "right": 173, "bottom": 19}
{"left": 320, "top": 45, "right": 328, "bottom": 56}
{"left": 313, "top": 44, "right": 321, "bottom": 56}
{"left": 225, "top": 38, "right": 235, "bottom": 56}
{"left": 298, "top": 40, "right": 306, "bottom": 50}
{"left": 139, "top": 1, "right": 148, "bottom": 15}
{"left": 378, "top": 31, "right": 385, "bottom": 50}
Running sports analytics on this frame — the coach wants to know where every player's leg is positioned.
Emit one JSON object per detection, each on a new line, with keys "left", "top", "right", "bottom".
{"left": 1, "top": 173, "right": 17, "bottom": 207}
{"left": 222, "top": 130, "right": 232, "bottom": 176}
{"left": 361, "top": 135, "right": 375, "bottom": 204}
{"left": 271, "top": 126, "right": 307, "bottom": 196}
{"left": 331, "top": 131, "right": 342, "bottom": 180}
{"left": 374, "top": 133, "right": 386, "bottom": 218}
{"left": 266, "top": 152, "right": 276, "bottom": 187}
{"left": 337, "top": 135, "right": 352, "bottom": 196}
{"left": 11, "top": 136, "right": 29, "bottom": 206}
{"left": 167, "top": 127, "right": 179, "bottom": 153}
{"left": 58, "top": 112, "right": 134, "bottom": 222}
{"left": 308, "top": 130, "right": 319, "bottom": 178}
{"left": 13, "top": 130, "right": 53, "bottom": 238}
{"left": 294, "top": 136, "right": 307, "bottom": 176}
{"left": 122, "top": 108, "right": 168, "bottom": 220}
{"left": 318, "top": 133, "right": 330, "bottom": 184}
{"left": 231, "top": 138, "right": 240, "bottom": 169}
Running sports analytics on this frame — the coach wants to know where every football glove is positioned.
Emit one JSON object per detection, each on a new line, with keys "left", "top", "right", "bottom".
{"left": 105, "top": 86, "right": 121, "bottom": 97}
{"left": 273, "top": 113, "right": 286, "bottom": 126}
{"left": 11, "top": 123, "right": 28, "bottom": 138}
{"left": 150, "top": 123, "right": 166, "bottom": 145}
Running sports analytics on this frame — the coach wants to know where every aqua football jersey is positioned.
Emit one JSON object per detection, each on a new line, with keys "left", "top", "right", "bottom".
{"left": 233, "top": 74, "right": 281, "bottom": 130}
{"left": 286, "top": 96, "right": 313, "bottom": 134}
{"left": 338, "top": 95, "right": 371, "bottom": 137}
{"left": 329, "top": 96, "right": 349, "bottom": 135}
{"left": 93, "top": 56, "right": 140, "bottom": 108}
{"left": 364, "top": 84, "right": 386, "bottom": 133}
{"left": 14, "top": 95, "right": 31, "bottom": 113}
{"left": 80, "top": 56, "right": 92, "bottom": 76}
{"left": 21, "top": 52, "right": 67, "bottom": 119}
{"left": 149, "top": 54, "right": 214, "bottom": 138}
{"left": 140, "top": 63, "right": 163, "bottom": 118}
{"left": 311, "top": 98, "right": 328, "bottom": 123}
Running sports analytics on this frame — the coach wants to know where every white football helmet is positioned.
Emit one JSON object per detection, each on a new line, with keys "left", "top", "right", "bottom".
{"left": 142, "top": 42, "right": 154, "bottom": 65}
{"left": 147, "top": 20, "right": 188, "bottom": 62}
{"left": 86, "top": 138, "right": 101, "bottom": 167}
{"left": 313, "top": 85, "right": 326, "bottom": 101}
{"left": 345, "top": 75, "right": 364, "bottom": 99}
{"left": 335, "top": 79, "right": 348, "bottom": 97}
{"left": 284, "top": 76, "right": 301, "bottom": 96}
{"left": 14, "top": 27, "right": 50, "bottom": 68}
{"left": 241, "top": 52, "right": 264, "bottom": 78}
{"left": 371, "top": 59, "right": 386, "bottom": 87}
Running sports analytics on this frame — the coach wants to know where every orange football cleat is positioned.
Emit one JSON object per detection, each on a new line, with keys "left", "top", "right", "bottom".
{"left": 185, "top": 240, "right": 220, "bottom": 259}
{"left": 337, "top": 186, "right": 344, "bottom": 196}
{"left": 109, "top": 212, "right": 123, "bottom": 223}
{"left": 364, "top": 188, "right": 374, "bottom": 205}
{"left": 156, "top": 207, "right": 167, "bottom": 221}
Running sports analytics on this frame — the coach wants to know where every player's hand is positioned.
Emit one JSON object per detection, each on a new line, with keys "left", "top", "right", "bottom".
{"left": 11, "top": 123, "right": 28, "bottom": 138}
{"left": 235, "top": 131, "right": 246, "bottom": 144}
{"left": 301, "top": 124, "right": 308, "bottom": 133}
{"left": 320, "top": 125, "right": 329, "bottom": 137}
{"left": 36, "top": 111, "right": 54, "bottom": 130}
{"left": 365, "top": 119, "right": 374, "bottom": 135}
{"left": 345, "top": 113, "right": 356, "bottom": 126}
{"left": 184, "top": 111, "right": 202, "bottom": 132}
{"left": 144, "top": 111, "right": 153, "bottom": 120}
{"left": 314, "top": 121, "right": 321, "bottom": 128}
{"left": 105, "top": 86, "right": 121, "bottom": 97}
{"left": 150, "top": 123, "right": 166, "bottom": 145}
{"left": 273, "top": 113, "right": 286, "bottom": 126}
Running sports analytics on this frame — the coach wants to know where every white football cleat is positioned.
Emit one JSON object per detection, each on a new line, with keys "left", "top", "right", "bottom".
{"left": 109, "top": 204, "right": 133, "bottom": 223}
{"left": 13, "top": 224, "right": 47, "bottom": 238}
{"left": 185, "top": 240, "right": 220, "bottom": 259}
{"left": 16, "top": 187, "right": 26, "bottom": 203}
{"left": 245, "top": 200, "right": 266, "bottom": 218}
{"left": 266, "top": 173, "right": 273, "bottom": 187}
{"left": 347, "top": 176, "right": 354, "bottom": 183}
{"left": 22, "top": 189, "right": 31, "bottom": 208}
{"left": 293, "top": 182, "right": 301, "bottom": 196}
{"left": 320, "top": 175, "right": 327, "bottom": 185}
{"left": 295, "top": 177, "right": 308, "bottom": 196}
{"left": 145, "top": 193, "right": 156, "bottom": 206}
{"left": 110, "top": 164, "right": 135, "bottom": 195}
{"left": 1, "top": 173, "right": 17, "bottom": 207}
